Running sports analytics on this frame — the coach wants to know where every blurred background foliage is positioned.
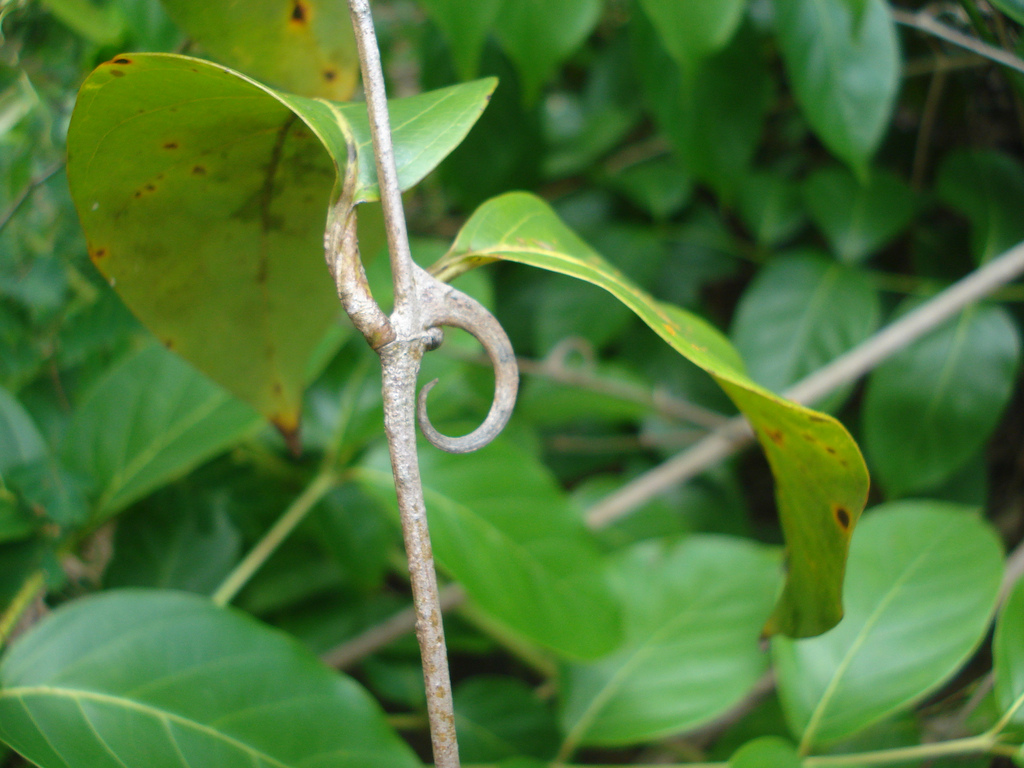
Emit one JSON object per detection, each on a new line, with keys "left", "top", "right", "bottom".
{"left": 3, "top": 0, "right": 1024, "bottom": 765}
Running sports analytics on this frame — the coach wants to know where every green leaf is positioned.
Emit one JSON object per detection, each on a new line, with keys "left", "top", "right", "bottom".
{"left": 773, "top": 0, "right": 899, "bottom": 173}
{"left": 990, "top": 0, "right": 1024, "bottom": 26}
{"left": 730, "top": 737, "right": 802, "bottom": 768}
{"left": 160, "top": 0, "right": 359, "bottom": 99}
{"left": 560, "top": 537, "right": 781, "bottom": 748}
{"left": 67, "top": 53, "right": 495, "bottom": 434}
{"left": 418, "top": 0, "right": 502, "bottom": 80}
{"left": 0, "top": 386, "right": 45, "bottom": 475}
{"left": 863, "top": 303, "right": 1021, "bottom": 497}
{"left": 63, "top": 345, "right": 261, "bottom": 521}
{"left": 995, "top": 578, "right": 1024, "bottom": 725}
{"left": 0, "top": 590, "right": 421, "bottom": 768}
{"left": 639, "top": 0, "right": 747, "bottom": 74}
{"left": 42, "top": 0, "right": 125, "bottom": 46}
{"left": 633, "top": 17, "right": 771, "bottom": 199}
{"left": 607, "top": 156, "right": 693, "bottom": 221}
{"left": 454, "top": 676, "right": 560, "bottom": 762}
{"left": 773, "top": 501, "right": 1004, "bottom": 748}
{"left": 937, "top": 150, "right": 1024, "bottom": 264}
{"left": 731, "top": 252, "right": 881, "bottom": 412}
{"left": 104, "top": 497, "right": 242, "bottom": 593}
{"left": 803, "top": 166, "right": 916, "bottom": 264}
{"left": 495, "top": 0, "right": 603, "bottom": 104}
{"left": 432, "top": 191, "right": 870, "bottom": 638}
{"left": 359, "top": 436, "right": 622, "bottom": 659}
{"left": 736, "top": 171, "right": 807, "bottom": 248}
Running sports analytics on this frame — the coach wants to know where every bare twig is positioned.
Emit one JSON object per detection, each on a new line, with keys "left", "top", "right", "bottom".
{"left": 892, "top": 7, "right": 1024, "bottom": 76}
{"left": 0, "top": 161, "right": 64, "bottom": 236}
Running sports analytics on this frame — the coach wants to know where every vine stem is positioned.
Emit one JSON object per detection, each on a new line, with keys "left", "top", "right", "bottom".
{"left": 346, "top": 1, "right": 462, "bottom": 765}
{"left": 803, "top": 734, "right": 995, "bottom": 767}
{"left": 0, "top": 570, "right": 45, "bottom": 647}
{"left": 211, "top": 470, "right": 337, "bottom": 607}
{"left": 891, "top": 7, "right": 1024, "bottom": 76}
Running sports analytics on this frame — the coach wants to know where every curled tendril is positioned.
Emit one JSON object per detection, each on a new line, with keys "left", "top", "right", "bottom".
{"left": 414, "top": 267, "right": 519, "bottom": 453}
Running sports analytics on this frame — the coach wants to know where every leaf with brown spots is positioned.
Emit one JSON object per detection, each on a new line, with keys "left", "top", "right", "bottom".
{"left": 67, "top": 53, "right": 496, "bottom": 439}
{"left": 432, "top": 192, "right": 870, "bottom": 638}
{"left": 160, "top": 0, "right": 360, "bottom": 100}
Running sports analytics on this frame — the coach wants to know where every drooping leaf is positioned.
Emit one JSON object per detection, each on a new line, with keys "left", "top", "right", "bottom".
{"left": 639, "top": 0, "right": 747, "bottom": 74}
{"left": 731, "top": 252, "right": 881, "bottom": 412}
{"left": 560, "top": 537, "right": 781, "bottom": 748}
{"left": 773, "top": 501, "right": 1003, "bottom": 748}
{"left": 0, "top": 590, "right": 421, "bottom": 768}
{"left": 417, "top": 0, "right": 503, "bottom": 81}
{"left": 67, "top": 53, "right": 496, "bottom": 435}
{"left": 431, "top": 192, "right": 870, "bottom": 638}
{"left": 358, "top": 435, "right": 622, "bottom": 659}
{"left": 454, "top": 676, "right": 560, "bottom": 763}
{"left": 633, "top": 16, "right": 771, "bottom": 199}
{"left": 494, "top": 0, "right": 603, "bottom": 104}
{"left": 63, "top": 344, "right": 261, "bottom": 521}
{"left": 160, "top": 0, "right": 359, "bottom": 99}
{"left": 937, "top": 150, "right": 1024, "bottom": 264}
{"left": 995, "top": 578, "right": 1024, "bottom": 724}
{"left": 773, "top": 0, "right": 900, "bottom": 174}
{"left": 862, "top": 303, "right": 1021, "bottom": 497}
{"left": 803, "top": 166, "right": 916, "bottom": 263}
{"left": 730, "top": 737, "right": 802, "bottom": 768}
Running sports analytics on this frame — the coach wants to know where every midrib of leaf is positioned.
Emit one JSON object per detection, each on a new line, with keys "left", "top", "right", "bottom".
{"left": 921, "top": 307, "right": 974, "bottom": 427}
{"left": 1, "top": 686, "right": 293, "bottom": 768}
{"left": 560, "top": 585, "right": 733, "bottom": 754}
{"left": 98, "top": 389, "right": 230, "bottom": 515}
{"left": 797, "top": 519, "right": 958, "bottom": 751}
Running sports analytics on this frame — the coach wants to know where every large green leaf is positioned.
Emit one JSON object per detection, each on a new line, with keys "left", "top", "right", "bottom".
{"left": 63, "top": 344, "right": 261, "bottom": 521}
{"left": 995, "top": 578, "right": 1024, "bottom": 725}
{"left": 773, "top": 0, "right": 899, "bottom": 173}
{"left": 633, "top": 16, "right": 771, "bottom": 199}
{"left": 802, "top": 166, "right": 916, "bottom": 264}
{"left": 67, "top": 53, "right": 496, "bottom": 436}
{"left": 358, "top": 436, "right": 622, "bottom": 659}
{"left": 0, "top": 590, "right": 421, "bottom": 768}
{"left": 559, "top": 537, "right": 781, "bottom": 749}
{"left": 431, "top": 192, "right": 870, "bottom": 638}
{"left": 494, "top": 0, "right": 602, "bottom": 104}
{"left": 638, "top": 0, "right": 747, "bottom": 74}
{"left": 160, "top": 0, "right": 360, "bottom": 99}
{"left": 862, "top": 303, "right": 1021, "bottom": 497}
{"left": 937, "top": 150, "right": 1024, "bottom": 264}
{"left": 773, "top": 501, "right": 1004, "bottom": 749}
{"left": 731, "top": 252, "right": 881, "bottom": 413}
{"left": 417, "top": 0, "right": 502, "bottom": 81}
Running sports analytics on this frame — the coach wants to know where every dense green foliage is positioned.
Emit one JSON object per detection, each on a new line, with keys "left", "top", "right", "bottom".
{"left": 2, "top": 0, "right": 1024, "bottom": 766}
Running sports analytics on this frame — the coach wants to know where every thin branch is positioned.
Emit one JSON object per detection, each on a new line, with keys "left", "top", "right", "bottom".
{"left": 587, "top": 238, "right": 1024, "bottom": 528}
{"left": 892, "top": 7, "right": 1024, "bottom": 76}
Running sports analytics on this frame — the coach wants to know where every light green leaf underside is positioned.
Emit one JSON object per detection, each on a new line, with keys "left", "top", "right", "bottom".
{"left": 0, "top": 590, "right": 420, "bottom": 768}
{"left": 63, "top": 345, "right": 261, "bottom": 521}
{"left": 639, "top": 0, "right": 747, "bottom": 73}
{"left": 67, "top": 52, "right": 494, "bottom": 434}
{"left": 995, "top": 578, "right": 1024, "bottom": 725}
{"left": 160, "top": 0, "right": 360, "bottom": 100}
{"left": 359, "top": 437, "right": 622, "bottom": 660}
{"left": 432, "top": 192, "right": 869, "bottom": 639}
{"left": 560, "top": 537, "right": 781, "bottom": 748}
{"left": 773, "top": 501, "right": 1004, "bottom": 748}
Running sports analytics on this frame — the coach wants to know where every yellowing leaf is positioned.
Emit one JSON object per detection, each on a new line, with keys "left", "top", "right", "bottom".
{"left": 432, "top": 192, "right": 870, "bottom": 638}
